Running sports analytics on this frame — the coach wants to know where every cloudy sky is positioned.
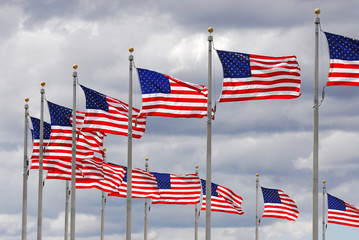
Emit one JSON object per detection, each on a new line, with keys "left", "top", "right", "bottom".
{"left": 2, "top": 0, "right": 359, "bottom": 239}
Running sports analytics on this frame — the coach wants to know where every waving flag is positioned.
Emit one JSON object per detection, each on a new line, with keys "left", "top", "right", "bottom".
{"left": 324, "top": 32, "right": 359, "bottom": 86}
{"left": 327, "top": 193, "right": 359, "bottom": 227}
{"left": 77, "top": 157, "right": 104, "bottom": 180}
{"left": 137, "top": 68, "right": 208, "bottom": 118}
{"left": 46, "top": 163, "right": 83, "bottom": 180}
{"left": 77, "top": 162, "right": 126, "bottom": 192}
{"left": 29, "top": 117, "right": 51, "bottom": 169}
{"left": 49, "top": 157, "right": 103, "bottom": 184}
{"left": 41, "top": 101, "right": 103, "bottom": 174}
{"left": 80, "top": 85, "right": 146, "bottom": 139}
{"left": 261, "top": 187, "right": 299, "bottom": 221}
{"left": 71, "top": 111, "right": 106, "bottom": 157}
{"left": 216, "top": 49, "right": 301, "bottom": 102}
{"left": 110, "top": 168, "right": 160, "bottom": 199}
{"left": 200, "top": 179, "right": 244, "bottom": 215}
{"left": 33, "top": 101, "right": 74, "bottom": 172}
{"left": 151, "top": 172, "right": 201, "bottom": 205}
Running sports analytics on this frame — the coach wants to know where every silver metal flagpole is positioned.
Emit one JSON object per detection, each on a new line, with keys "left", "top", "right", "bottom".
{"left": 255, "top": 173, "right": 259, "bottom": 240}
{"left": 144, "top": 157, "right": 149, "bottom": 240}
{"left": 126, "top": 47, "right": 134, "bottom": 240}
{"left": 313, "top": 8, "right": 321, "bottom": 240}
{"left": 37, "top": 82, "right": 45, "bottom": 240}
{"left": 205, "top": 27, "right": 213, "bottom": 240}
{"left": 101, "top": 191, "right": 106, "bottom": 240}
{"left": 22, "top": 97, "right": 29, "bottom": 240}
{"left": 194, "top": 165, "right": 199, "bottom": 240}
{"left": 101, "top": 148, "right": 107, "bottom": 240}
{"left": 70, "top": 64, "right": 78, "bottom": 240}
{"left": 322, "top": 180, "right": 326, "bottom": 240}
{"left": 65, "top": 181, "right": 70, "bottom": 240}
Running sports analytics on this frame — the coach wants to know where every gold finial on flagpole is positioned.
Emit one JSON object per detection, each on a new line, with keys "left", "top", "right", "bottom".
{"left": 103, "top": 148, "right": 106, "bottom": 152}
{"left": 315, "top": 8, "right": 320, "bottom": 15}
{"left": 41, "top": 82, "right": 45, "bottom": 87}
{"left": 73, "top": 64, "right": 78, "bottom": 70}
{"left": 256, "top": 173, "right": 259, "bottom": 177}
{"left": 145, "top": 157, "right": 149, "bottom": 161}
{"left": 208, "top": 27, "right": 213, "bottom": 34}
{"left": 129, "top": 47, "right": 134, "bottom": 53}
{"left": 323, "top": 180, "right": 326, "bottom": 184}
{"left": 195, "top": 165, "right": 199, "bottom": 169}
{"left": 25, "top": 98, "right": 29, "bottom": 102}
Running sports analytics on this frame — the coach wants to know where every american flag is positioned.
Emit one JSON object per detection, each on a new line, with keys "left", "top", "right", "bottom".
{"left": 50, "top": 157, "right": 103, "bottom": 185}
{"left": 71, "top": 111, "right": 106, "bottom": 157}
{"left": 200, "top": 179, "right": 244, "bottom": 215}
{"left": 137, "top": 68, "right": 208, "bottom": 118}
{"left": 80, "top": 85, "right": 146, "bottom": 139}
{"left": 77, "top": 157, "right": 104, "bottom": 180}
{"left": 261, "top": 187, "right": 299, "bottom": 221}
{"left": 109, "top": 167, "right": 160, "bottom": 199}
{"left": 29, "top": 117, "right": 52, "bottom": 169}
{"left": 327, "top": 193, "right": 359, "bottom": 227}
{"left": 41, "top": 101, "right": 101, "bottom": 175}
{"left": 324, "top": 32, "right": 359, "bottom": 86}
{"left": 46, "top": 163, "right": 83, "bottom": 180}
{"left": 76, "top": 162, "right": 126, "bottom": 192}
{"left": 151, "top": 172, "right": 201, "bottom": 205}
{"left": 216, "top": 49, "right": 301, "bottom": 102}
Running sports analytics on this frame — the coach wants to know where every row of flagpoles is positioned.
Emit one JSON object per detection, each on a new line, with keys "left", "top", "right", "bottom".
{"left": 21, "top": 8, "right": 359, "bottom": 240}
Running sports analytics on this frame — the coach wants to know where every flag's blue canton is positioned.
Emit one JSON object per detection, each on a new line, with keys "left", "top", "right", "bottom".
{"left": 80, "top": 85, "right": 108, "bottom": 111}
{"left": 30, "top": 117, "right": 51, "bottom": 139}
{"left": 217, "top": 50, "right": 251, "bottom": 78}
{"left": 327, "top": 193, "right": 346, "bottom": 211}
{"left": 47, "top": 101, "right": 73, "bottom": 126}
{"left": 137, "top": 68, "right": 171, "bottom": 94}
{"left": 152, "top": 172, "right": 171, "bottom": 189}
{"left": 200, "top": 179, "right": 218, "bottom": 197}
{"left": 325, "top": 32, "right": 359, "bottom": 61}
{"left": 261, "top": 187, "right": 281, "bottom": 203}
{"left": 122, "top": 166, "right": 128, "bottom": 182}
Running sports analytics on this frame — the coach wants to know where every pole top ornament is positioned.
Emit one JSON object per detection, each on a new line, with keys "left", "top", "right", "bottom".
{"left": 315, "top": 8, "right": 320, "bottom": 15}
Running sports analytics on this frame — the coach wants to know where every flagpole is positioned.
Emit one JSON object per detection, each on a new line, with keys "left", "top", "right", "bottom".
{"left": 65, "top": 181, "right": 70, "bottom": 240}
{"left": 70, "top": 64, "right": 78, "bottom": 240}
{"left": 313, "top": 8, "right": 320, "bottom": 240}
{"left": 22, "top": 98, "right": 29, "bottom": 240}
{"left": 255, "top": 173, "right": 259, "bottom": 240}
{"left": 144, "top": 157, "right": 149, "bottom": 240}
{"left": 126, "top": 47, "right": 134, "bottom": 240}
{"left": 194, "top": 165, "right": 199, "bottom": 240}
{"left": 205, "top": 27, "right": 213, "bottom": 240}
{"left": 37, "top": 82, "right": 45, "bottom": 240}
{"left": 322, "top": 180, "right": 326, "bottom": 240}
{"left": 101, "top": 148, "right": 107, "bottom": 240}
